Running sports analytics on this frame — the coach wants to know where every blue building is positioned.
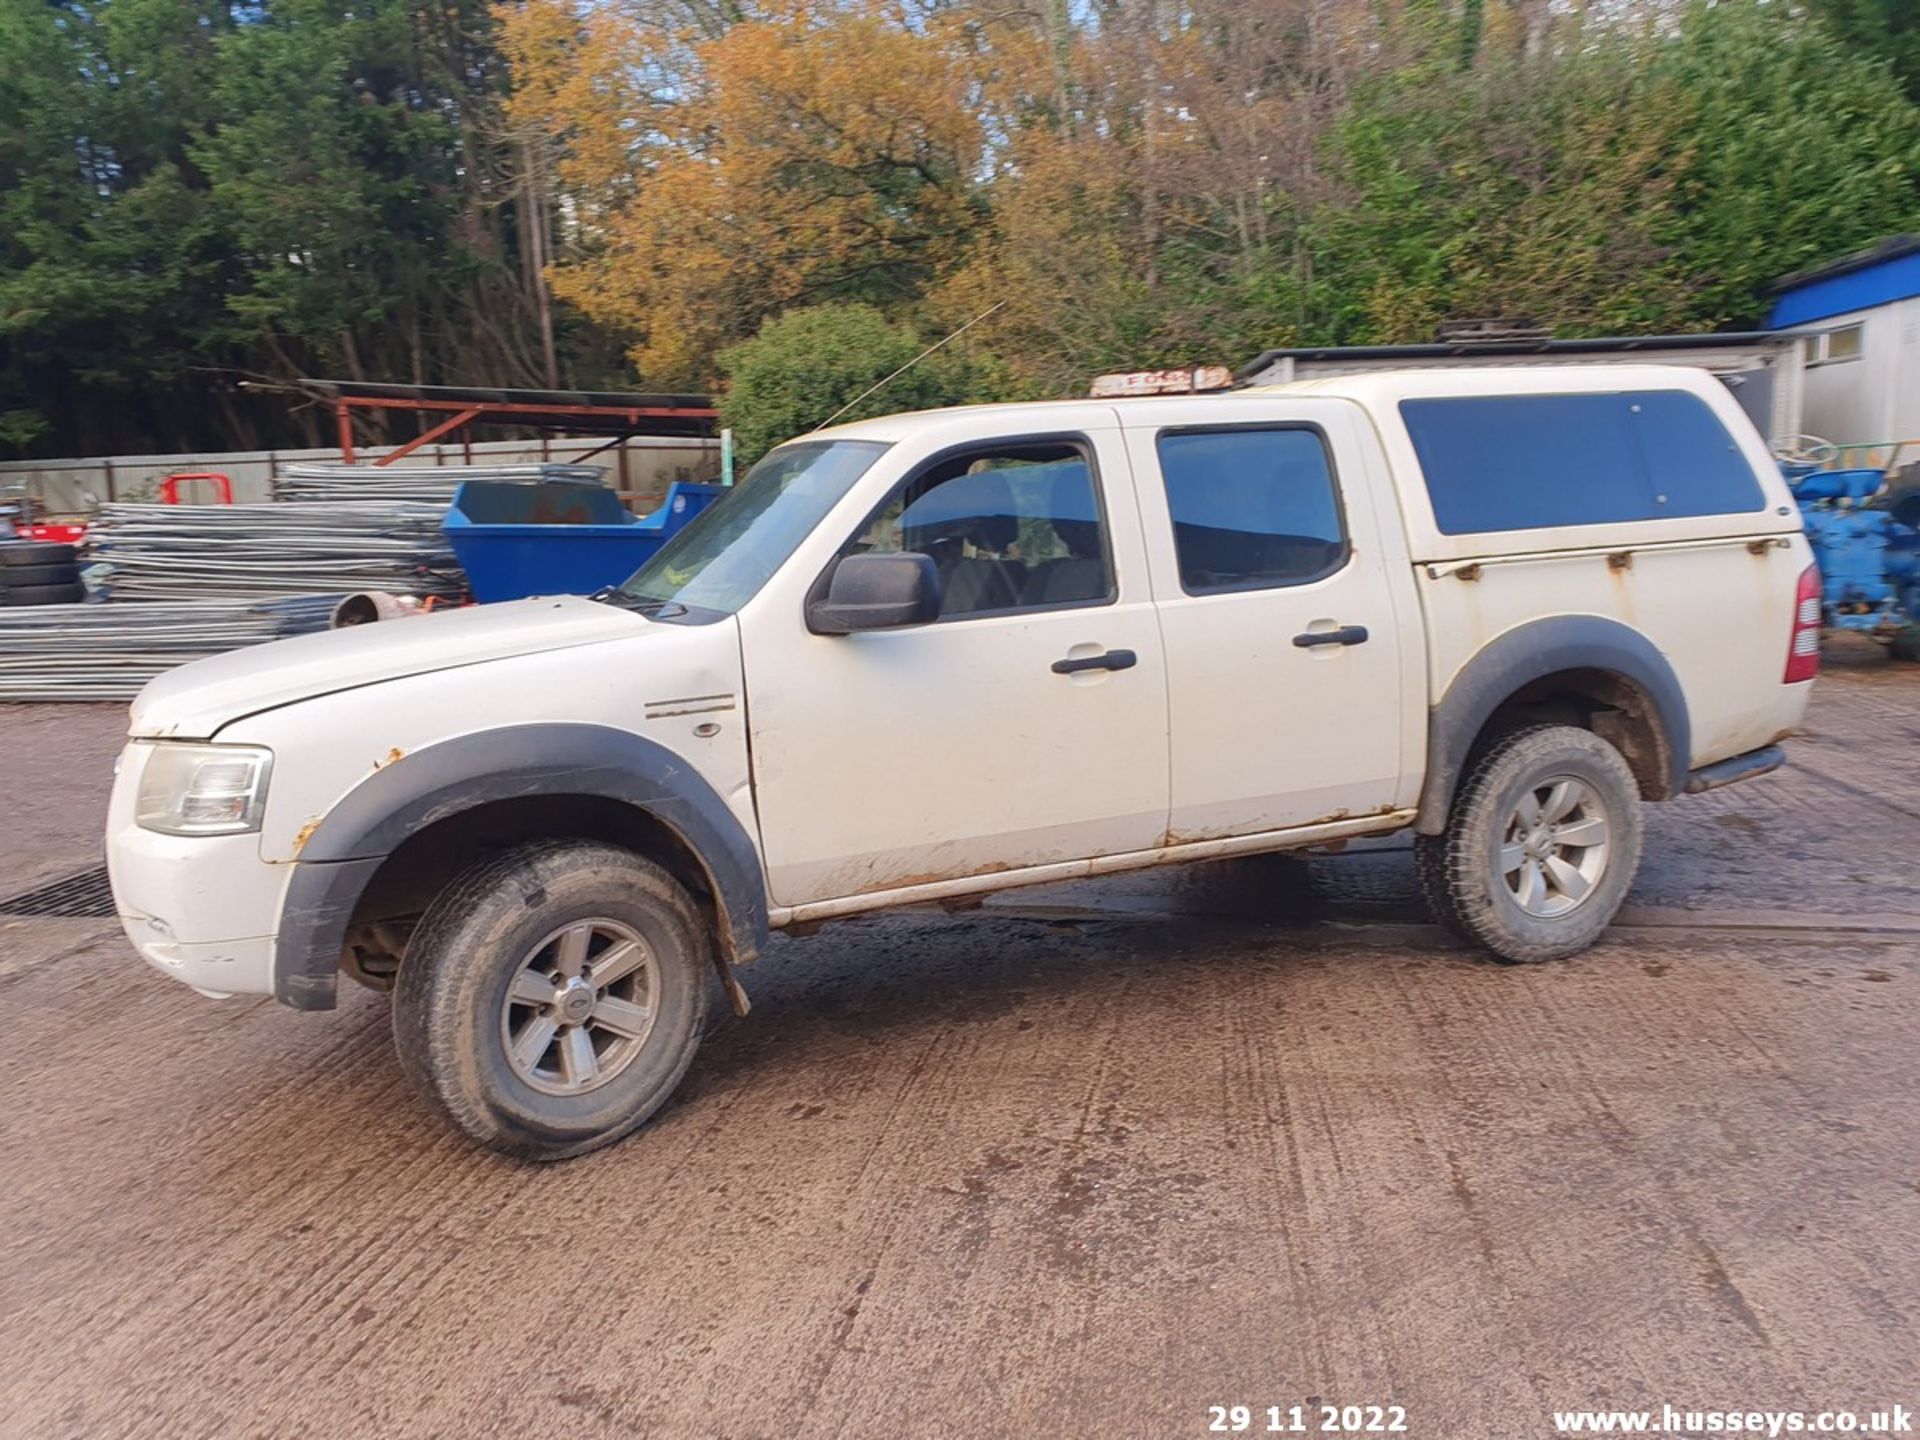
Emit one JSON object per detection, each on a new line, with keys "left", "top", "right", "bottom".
{"left": 1768, "top": 235, "right": 1920, "bottom": 454}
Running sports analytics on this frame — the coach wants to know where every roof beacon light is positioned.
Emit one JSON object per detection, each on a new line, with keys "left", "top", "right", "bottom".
{"left": 1088, "top": 365, "right": 1234, "bottom": 399}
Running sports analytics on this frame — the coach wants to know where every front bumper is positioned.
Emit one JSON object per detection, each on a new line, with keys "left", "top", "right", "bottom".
{"left": 107, "top": 742, "right": 287, "bottom": 999}
{"left": 117, "top": 919, "right": 277, "bottom": 1000}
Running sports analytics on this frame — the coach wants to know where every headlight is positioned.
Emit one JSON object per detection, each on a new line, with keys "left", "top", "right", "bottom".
{"left": 136, "top": 744, "right": 274, "bottom": 836}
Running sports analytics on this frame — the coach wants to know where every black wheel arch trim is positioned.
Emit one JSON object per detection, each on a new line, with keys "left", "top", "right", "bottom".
{"left": 274, "top": 723, "right": 769, "bottom": 1011}
{"left": 1415, "top": 616, "right": 1691, "bottom": 836}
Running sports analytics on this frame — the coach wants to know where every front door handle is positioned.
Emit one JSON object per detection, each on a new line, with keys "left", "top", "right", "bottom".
{"left": 1052, "top": 648, "right": 1138, "bottom": 675}
{"left": 1292, "top": 625, "right": 1369, "bottom": 648}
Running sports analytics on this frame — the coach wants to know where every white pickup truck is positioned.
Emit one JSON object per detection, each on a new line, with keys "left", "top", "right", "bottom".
{"left": 107, "top": 364, "right": 1817, "bottom": 1157}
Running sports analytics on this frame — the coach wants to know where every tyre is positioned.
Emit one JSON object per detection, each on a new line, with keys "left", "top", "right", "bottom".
{"left": 393, "top": 839, "right": 713, "bottom": 1160}
{"left": 0, "top": 541, "right": 77, "bottom": 567}
{"left": 1414, "top": 724, "right": 1643, "bottom": 963}
{"left": 0, "top": 563, "right": 82, "bottom": 587}
{"left": 0, "top": 581, "right": 86, "bottom": 606}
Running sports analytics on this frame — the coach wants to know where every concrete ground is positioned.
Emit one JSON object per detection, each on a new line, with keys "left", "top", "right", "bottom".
{"left": 1, "top": 656, "right": 1916, "bottom": 1438}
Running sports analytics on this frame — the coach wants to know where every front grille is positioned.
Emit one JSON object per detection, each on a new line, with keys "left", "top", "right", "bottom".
{"left": 0, "top": 864, "right": 116, "bottom": 918}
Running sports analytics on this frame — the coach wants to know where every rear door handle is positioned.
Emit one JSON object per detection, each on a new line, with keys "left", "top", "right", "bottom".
{"left": 1292, "top": 625, "right": 1369, "bottom": 648}
{"left": 1052, "top": 649, "right": 1138, "bottom": 674}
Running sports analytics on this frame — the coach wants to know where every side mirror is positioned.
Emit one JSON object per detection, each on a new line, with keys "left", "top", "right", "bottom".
{"left": 807, "top": 552, "right": 943, "bottom": 635}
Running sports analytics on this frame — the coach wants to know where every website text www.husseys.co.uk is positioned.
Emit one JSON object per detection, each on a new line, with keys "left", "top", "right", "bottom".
{"left": 1552, "top": 1404, "right": 1912, "bottom": 1436}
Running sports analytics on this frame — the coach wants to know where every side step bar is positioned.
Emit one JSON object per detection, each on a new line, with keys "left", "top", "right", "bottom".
{"left": 1685, "top": 744, "right": 1785, "bottom": 795}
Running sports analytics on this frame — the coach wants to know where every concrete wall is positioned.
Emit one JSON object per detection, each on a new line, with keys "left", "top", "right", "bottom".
{"left": 0, "top": 434, "right": 723, "bottom": 516}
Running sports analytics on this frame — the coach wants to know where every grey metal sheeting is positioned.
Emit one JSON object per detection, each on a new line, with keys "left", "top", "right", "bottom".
{"left": 4, "top": 468, "right": 609, "bottom": 701}
{"left": 89, "top": 501, "right": 468, "bottom": 603}
{"left": 0, "top": 596, "right": 345, "bottom": 702}
{"left": 271, "top": 462, "right": 606, "bottom": 503}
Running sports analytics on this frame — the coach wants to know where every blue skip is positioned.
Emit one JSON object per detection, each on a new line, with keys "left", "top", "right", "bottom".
{"left": 445, "top": 479, "right": 723, "bottom": 603}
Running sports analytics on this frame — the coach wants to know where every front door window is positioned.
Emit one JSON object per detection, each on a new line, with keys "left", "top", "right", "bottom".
{"left": 846, "top": 441, "right": 1114, "bottom": 618}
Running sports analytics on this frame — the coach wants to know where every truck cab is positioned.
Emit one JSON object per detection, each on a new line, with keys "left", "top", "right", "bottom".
{"left": 107, "top": 364, "right": 1815, "bottom": 1158}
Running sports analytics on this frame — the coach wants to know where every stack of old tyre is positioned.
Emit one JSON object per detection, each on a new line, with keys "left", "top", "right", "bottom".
{"left": 0, "top": 540, "right": 85, "bottom": 607}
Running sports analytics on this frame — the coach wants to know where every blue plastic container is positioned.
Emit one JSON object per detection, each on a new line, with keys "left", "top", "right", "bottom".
{"left": 445, "top": 480, "right": 723, "bottom": 602}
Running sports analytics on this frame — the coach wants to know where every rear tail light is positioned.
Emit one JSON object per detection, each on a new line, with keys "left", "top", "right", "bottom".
{"left": 1784, "top": 562, "right": 1822, "bottom": 683}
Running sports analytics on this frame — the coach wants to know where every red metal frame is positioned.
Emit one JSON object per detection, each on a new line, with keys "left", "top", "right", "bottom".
{"left": 334, "top": 396, "right": 720, "bottom": 467}
{"left": 159, "top": 471, "right": 235, "bottom": 505}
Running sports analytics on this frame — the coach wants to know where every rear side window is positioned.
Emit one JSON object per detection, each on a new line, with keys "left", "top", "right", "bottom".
{"left": 1401, "top": 391, "right": 1764, "bottom": 535}
{"left": 1156, "top": 427, "right": 1346, "bottom": 593}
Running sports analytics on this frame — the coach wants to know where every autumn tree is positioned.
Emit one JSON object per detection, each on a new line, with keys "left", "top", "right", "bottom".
{"left": 507, "top": 0, "right": 985, "bottom": 387}
{"left": 934, "top": 0, "right": 1409, "bottom": 388}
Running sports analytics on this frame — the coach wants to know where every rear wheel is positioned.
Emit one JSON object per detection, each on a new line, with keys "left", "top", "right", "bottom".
{"left": 1415, "top": 724, "right": 1642, "bottom": 963}
{"left": 393, "top": 839, "right": 712, "bottom": 1160}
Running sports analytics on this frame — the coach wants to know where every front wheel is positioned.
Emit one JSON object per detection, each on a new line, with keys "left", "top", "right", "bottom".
{"left": 393, "top": 840, "right": 712, "bottom": 1160}
{"left": 1415, "top": 724, "right": 1643, "bottom": 963}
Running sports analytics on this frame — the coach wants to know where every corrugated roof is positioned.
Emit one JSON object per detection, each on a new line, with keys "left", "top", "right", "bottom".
{"left": 305, "top": 379, "right": 715, "bottom": 412}
{"left": 1767, "top": 235, "right": 1920, "bottom": 328}
{"left": 1771, "top": 235, "right": 1920, "bottom": 294}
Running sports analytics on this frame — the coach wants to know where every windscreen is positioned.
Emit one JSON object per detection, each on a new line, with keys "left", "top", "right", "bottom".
{"left": 620, "top": 439, "right": 889, "bottom": 617}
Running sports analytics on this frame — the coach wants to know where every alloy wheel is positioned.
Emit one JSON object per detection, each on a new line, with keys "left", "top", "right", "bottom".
{"left": 1499, "top": 776, "right": 1611, "bottom": 919}
{"left": 499, "top": 919, "right": 659, "bottom": 1095}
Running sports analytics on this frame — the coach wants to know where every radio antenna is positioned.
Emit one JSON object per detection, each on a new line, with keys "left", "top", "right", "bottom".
{"left": 813, "top": 300, "right": 1007, "bottom": 433}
